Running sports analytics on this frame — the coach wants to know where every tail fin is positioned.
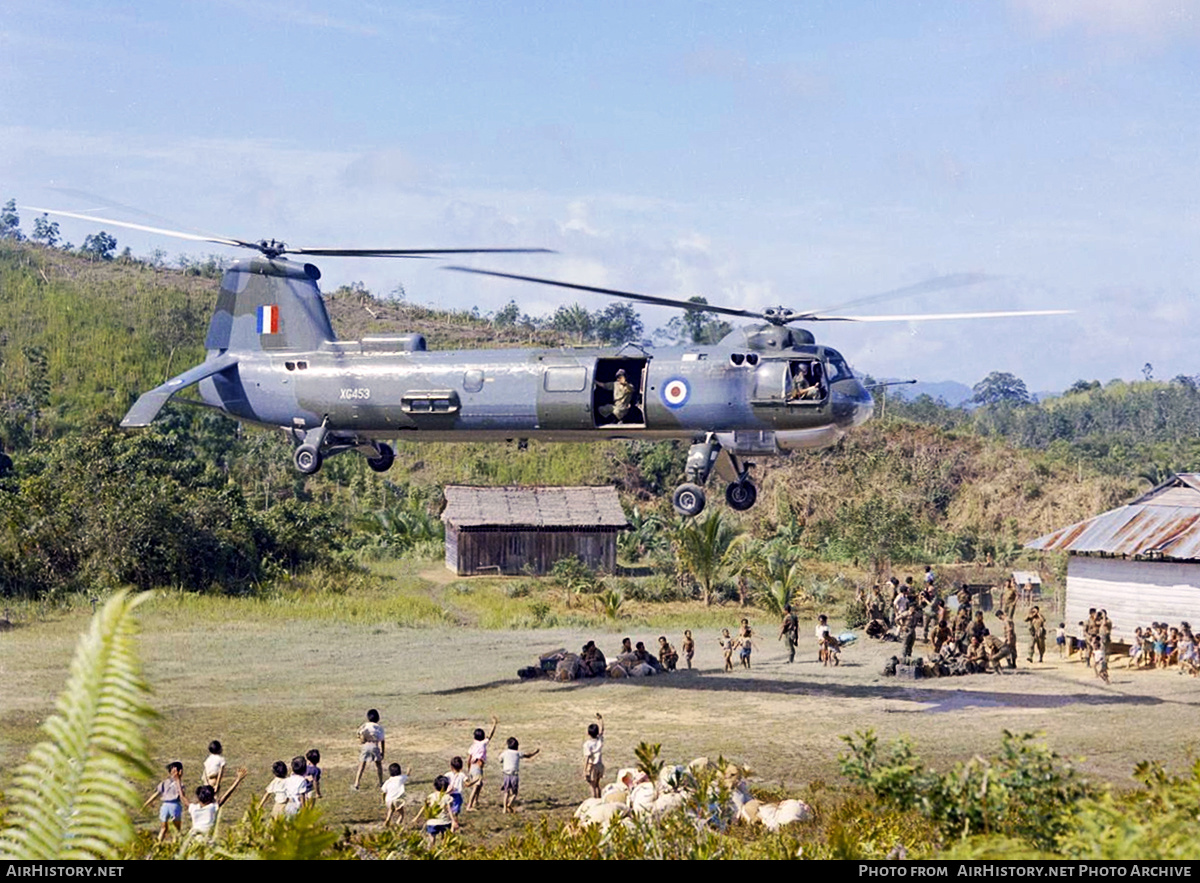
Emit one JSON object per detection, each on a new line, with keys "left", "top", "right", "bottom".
{"left": 205, "top": 257, "right": 336, "bottom": 353}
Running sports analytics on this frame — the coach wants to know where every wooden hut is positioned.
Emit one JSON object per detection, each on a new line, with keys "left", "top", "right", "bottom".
{"left": 1026, "top": 474, "right": 1200, "bottom": 642}
{"left": 441, "top": 486, "right": 629, "bottom": 576}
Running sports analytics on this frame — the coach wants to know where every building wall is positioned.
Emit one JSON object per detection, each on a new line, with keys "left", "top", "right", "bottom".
{"left": 1066, "top": 556, "right": 1200, "bottom": 642}
{"left": 446, "top": 528, "right": 618, "bottom": 575}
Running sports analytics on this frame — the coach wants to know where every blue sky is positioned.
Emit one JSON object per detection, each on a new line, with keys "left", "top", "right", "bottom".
{"left": 3, "top": 0, "right": 1199, "bottom": 389}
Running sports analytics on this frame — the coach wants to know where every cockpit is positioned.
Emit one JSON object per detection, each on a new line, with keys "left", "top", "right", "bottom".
{"left": 750, "top": 351, "right": 856, "bottom": 407}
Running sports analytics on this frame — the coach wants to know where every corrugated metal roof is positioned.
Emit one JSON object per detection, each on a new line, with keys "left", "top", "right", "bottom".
{"left": 1012, "top": 570, "right": 1042, "bottom": 585}
{"left": 1027, "top": 473, "right": 1200, "bottom": 559}
{"left": 442, "top": 486, "right": 630, "bottom": 529}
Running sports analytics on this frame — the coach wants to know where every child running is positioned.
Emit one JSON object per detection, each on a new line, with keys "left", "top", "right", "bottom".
{"left": 353, "top": 708, "right": 386, "bottom": 791}
{"left": 682, "top": 629, "right": 695, "bottom": 669}
{"left": 583, "top": 713, "right": 605, "bottom": 799}
{"left": 283, "top": 755, "right": 312, "bottom": 817}
{"left": 259, "top": 761, "right": 291, "bottom": 817}
{"left": 203, "top": 740, "right": 226, "bottom": 794}
{"left": 737, "top": 619, "right": 753, "bottom": 669}
{"left": 142, "top": 761, "right": 185, "bottom": 843}
{"left": 424, "top": 775, "right": 459, "bottom": 844}
{"left": 445, "top": 756, "right": 467, "bottom": 818}
{"left": 499, "top": 736, "right": 540, "bottom": 814}
{"left": 305, "top": 749, "right": 323, "bottom": 801}
{"left": 182, "top": 767, "right": 248, "bottom": 839}
{"left": 381, "top": 762, "right": 409, "bottom": 826}
{"left": 465, "top": 715, "right": 498, "bottom": 811}
{"left": 718, "top": 629, "right": 735, "bottom": 672}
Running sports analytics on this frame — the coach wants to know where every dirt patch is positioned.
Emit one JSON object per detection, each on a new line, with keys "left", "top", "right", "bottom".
{"left": 2, "top": 604, "right": 1198, "bottom": 838}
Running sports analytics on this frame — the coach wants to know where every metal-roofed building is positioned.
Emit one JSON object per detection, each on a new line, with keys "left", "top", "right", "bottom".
{"left": 441, "top": 486, "right": 629, "bottom": 576}
{"left": 1026, "top": 474, "right": 1200, "bottom": 641}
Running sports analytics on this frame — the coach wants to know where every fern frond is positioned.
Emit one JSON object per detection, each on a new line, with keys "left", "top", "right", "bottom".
{"left": 0, "top": 590, "right": 156, "bottom": 860}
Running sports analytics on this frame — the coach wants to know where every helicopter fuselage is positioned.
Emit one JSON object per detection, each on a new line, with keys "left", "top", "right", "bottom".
{"left": 196, "top": 336, "right": 874, "bottom": 452}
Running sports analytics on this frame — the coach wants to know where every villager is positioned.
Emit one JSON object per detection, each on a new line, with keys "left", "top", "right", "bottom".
{"left": 737, "top": 619, "right": 753, "bottom": 669}
{"left": 583, "top": 714, "right": 605, "bottom": 799}
{"left": 658, "top": 636, "right": 679, "bottom": 671}
{"left": 681, "top": 630, "right": 695, "bottom": 669}
{"left": 718, "top": 629, "right": 735, "bottom": 672}
{"left": 779, "top": 605, "right": 799, "bottom": 663}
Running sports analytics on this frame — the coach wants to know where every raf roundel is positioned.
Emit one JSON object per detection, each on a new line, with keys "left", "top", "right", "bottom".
{"left": 662, "top": 378, "right": 690, "bottom": 409}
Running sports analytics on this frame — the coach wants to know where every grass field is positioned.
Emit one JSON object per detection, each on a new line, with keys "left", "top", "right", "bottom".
{"left": 3, "top": 563, "right": 1199, "bottom": 844}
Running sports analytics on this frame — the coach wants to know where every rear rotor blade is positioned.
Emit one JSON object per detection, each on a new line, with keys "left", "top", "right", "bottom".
{"left": 444, "top": 266, "right": 768, "bottom": 321}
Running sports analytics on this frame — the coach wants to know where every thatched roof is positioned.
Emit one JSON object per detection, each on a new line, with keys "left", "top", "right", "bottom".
{"left": 442, "top": 486, "right": 630, "bottom": 530}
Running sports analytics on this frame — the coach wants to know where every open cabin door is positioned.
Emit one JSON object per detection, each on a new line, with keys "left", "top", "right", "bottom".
{"left": 593, "top": 357, "right": 647, "bottom": 428}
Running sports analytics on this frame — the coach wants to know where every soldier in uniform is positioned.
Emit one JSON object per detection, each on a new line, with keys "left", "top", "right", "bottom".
{"left": 1000, "top": 579, "right": 1018, "bottom": 622}
{"left": 966, "top": 635, "right": 989, "bottom": 673}
{"left": 1025, "top": 605, "right": 1047, "bottom": 663}
{"left": 900, "top": 608, "right": 918, "bottom": 659}
{"left": 956, "top": 585, "right": 973, "bottom": 618}
{"left": 983, "top": 633, "right": 1013, "bottom": 673}
{"left": 595, "top": 369, "right": 637, "bottom": 424}
{"left": 867, "top": 585, "right": 886, "bottom": 623}
{"left": 996, "top": 610, "right": 1018, "bottom": 669}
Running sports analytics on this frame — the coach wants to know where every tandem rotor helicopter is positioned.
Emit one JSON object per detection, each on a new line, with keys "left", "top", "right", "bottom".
{"left": 30, "top": 207, "right": 1070, "bottom": 517}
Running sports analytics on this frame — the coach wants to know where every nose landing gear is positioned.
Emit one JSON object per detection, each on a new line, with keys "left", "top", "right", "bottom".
{"left": 672, "top": 433, "right": 758, "bottom": 517}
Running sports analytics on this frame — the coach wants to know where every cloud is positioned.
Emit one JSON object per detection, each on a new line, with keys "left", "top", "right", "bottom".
{"left": 340, "top": 149, "right": 428, "bottom": 192}
{"left": 1011, "top": 0, "right": 1200, "bottom": 44}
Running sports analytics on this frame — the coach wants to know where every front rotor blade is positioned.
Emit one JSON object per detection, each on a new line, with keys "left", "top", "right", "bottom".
{"left": 295, "top": 247, "right": 555, "bottom": 258}
{"left": 444, "top": 266, "right": 768, "bottom": 321}
{"left": 21, "top": 207, "right": 254, "bottom": 250}
{"left": 809, "top": 309, "right": 1073, "bottom": 323}
{"left": 801, "top": 273, "right": 996, "bottom": 316}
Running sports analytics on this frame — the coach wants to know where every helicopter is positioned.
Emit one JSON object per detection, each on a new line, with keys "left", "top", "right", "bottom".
{"left": 28, "top": 207, "right": 1070, "bottom": 516}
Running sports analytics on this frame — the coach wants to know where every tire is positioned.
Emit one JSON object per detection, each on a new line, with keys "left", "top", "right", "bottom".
{"left": 293, "top": 444, "right": 322, "bottom": 474}
{"left": 672, "top": 483, "right": 707, "bottom": 517}
{"left": 725, "top": 480, "right": 757, "bottom": 511}
{"left": 367, "top": 442, "right": 394, "bottom": 473}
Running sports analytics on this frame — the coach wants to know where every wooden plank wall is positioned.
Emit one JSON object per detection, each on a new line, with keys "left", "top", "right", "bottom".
{"left": 449, "top": 529, "right": 618, "bottom": 576}
{"left": 1065, "top": 556, "right": 1200, "bottom": 643}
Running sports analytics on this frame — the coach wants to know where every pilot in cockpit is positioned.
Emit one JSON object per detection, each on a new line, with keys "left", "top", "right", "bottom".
{"left": 787, "top": 361, "right": 822, "bottom": 401}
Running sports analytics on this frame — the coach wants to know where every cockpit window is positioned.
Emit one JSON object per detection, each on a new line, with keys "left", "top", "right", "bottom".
{"left": 825, "top": 355, "right": 852, "bottom": 383}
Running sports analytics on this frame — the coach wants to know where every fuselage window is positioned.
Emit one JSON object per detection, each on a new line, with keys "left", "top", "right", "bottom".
{"left": 544, "top": 366, "right": 587, "bottom": 392}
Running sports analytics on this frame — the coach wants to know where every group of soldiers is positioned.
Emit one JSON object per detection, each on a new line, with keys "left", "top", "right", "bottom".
{"left": 864, "top": 572, "right": 1048, "bottom": 675}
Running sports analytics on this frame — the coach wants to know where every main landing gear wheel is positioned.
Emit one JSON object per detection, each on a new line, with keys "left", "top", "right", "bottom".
{"left": 725, "top": 480, "right": 758, "bottom": 511}
{"left": 293, "top": 444, "right": 322, "bottom": 475}
{"left": 366, "top": 442, "right": 394, "bottom": 473}
{"left": 672, "top": 483, "right": 707, "bottom": 517}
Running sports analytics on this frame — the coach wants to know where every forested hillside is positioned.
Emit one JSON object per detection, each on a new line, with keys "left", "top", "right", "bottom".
{"left": 0, "top": 233, "right": 1173, "bottom": 600}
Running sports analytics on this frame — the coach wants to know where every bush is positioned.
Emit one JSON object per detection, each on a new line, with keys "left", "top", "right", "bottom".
{"left": 839, "top": 729, "right": 1094, "bottom": 850}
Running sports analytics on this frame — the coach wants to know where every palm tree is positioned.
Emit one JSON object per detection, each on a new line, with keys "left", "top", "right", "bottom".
{"left": 673, "top": 511, "right": 745, "bottom": 606}
{"left": 618, "top": 506, "right": 666, "bottom": 562}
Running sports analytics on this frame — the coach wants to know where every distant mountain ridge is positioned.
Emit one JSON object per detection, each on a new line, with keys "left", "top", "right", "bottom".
{"left": 881, "top": 379, "right": 974, "bottom": 407}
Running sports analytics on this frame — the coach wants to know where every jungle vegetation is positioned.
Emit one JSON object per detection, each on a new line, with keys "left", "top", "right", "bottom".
{"left": 0, "top": 216, "right": 1184, "bottom": 606}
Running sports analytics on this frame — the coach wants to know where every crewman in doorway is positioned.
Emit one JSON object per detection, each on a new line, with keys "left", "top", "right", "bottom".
{"left": 596, "top": 369, "right": 637, "bottom": 424}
